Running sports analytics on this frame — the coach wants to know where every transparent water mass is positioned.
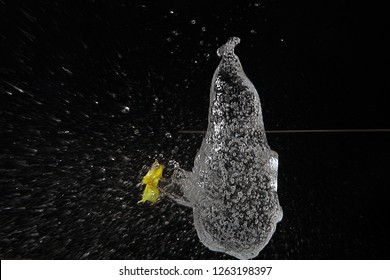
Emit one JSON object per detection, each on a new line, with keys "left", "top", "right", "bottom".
{"left": 166, "top": 37, "right": 283, "bottom": 259}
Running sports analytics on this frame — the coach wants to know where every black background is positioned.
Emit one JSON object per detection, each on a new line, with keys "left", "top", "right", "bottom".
{"left": 0, "top": 0, "right": 389, "bottom": 259}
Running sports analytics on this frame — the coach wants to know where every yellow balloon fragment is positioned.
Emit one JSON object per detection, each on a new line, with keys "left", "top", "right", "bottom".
{"left": 139, "top": 160, "right": 164, "bottom": 204}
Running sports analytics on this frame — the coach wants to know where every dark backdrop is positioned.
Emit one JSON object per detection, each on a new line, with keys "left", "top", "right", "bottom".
{"left": 0, "top": 0, "right": 389, "bottom": 259}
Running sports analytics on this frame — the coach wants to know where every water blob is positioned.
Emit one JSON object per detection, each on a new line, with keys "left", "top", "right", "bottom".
{"left": 138, "top": 37, "right": 283, "bottom": 259}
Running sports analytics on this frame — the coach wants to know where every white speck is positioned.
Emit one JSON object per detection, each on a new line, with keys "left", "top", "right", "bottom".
{"left": 109, "top": 92, "right": 117, "bottom": 99}
{"left": 62, "top": 66, "right": 72, "bottom": 74}
{"left": 121, "top": 106, "right": 130, "bottom": 113}
{"left": 201, "top": 26, "right": 206, "bottom": 32}
{"left": 165, "top": 132, "right": 172, "bottom": 138}
{"left": 190, "top": 19, "right": 196, "bottom": 24}
{"left": 250, "top": 30, "right": 257, "bottom": 34}
{"left": 280, "top": 38, "right": 284, "bottom": 42}
{"left": 8, "top": 83, "right": 24, "bottom": 93}
{"left": 58, "top": 130, "right": 70, "bottom": 134}
{"left": 169, "top": 10, "right": 174, "bottom": 14}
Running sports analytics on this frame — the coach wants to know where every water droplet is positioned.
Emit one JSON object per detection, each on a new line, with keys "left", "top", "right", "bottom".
{"left": 121, "top": 106, "right": 130, "bottom": 113}
{"left": 62, "top": 66, "right": 72, "bottom": 74}
{"left": 109, "top": 92, "right": 117, "bottom": 99}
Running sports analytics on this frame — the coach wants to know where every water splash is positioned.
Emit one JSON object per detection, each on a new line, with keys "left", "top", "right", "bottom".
{"left": 163, "top": 37, "right": 283, "bottom": 259}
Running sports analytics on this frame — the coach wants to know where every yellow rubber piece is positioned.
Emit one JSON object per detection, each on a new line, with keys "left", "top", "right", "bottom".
{"left": 140, "top": 160, "right": 164, "bottom": 204}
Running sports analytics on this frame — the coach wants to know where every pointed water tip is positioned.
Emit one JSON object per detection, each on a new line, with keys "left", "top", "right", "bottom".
{"left": 217, "top": 37, "right": 241, "bottom": 58}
